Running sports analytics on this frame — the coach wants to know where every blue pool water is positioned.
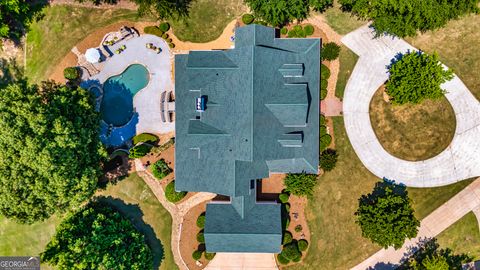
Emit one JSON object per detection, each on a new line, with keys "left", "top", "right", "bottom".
{"left": 100, "top": 64, "right": 149, "bottom": 127}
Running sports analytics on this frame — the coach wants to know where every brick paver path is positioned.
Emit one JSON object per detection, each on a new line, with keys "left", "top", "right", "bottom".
{"left": 352, "top": 178, "right": 480, "bottom": 269}
{"left": 341, "top": 25, "right": 480, "bottom": 187}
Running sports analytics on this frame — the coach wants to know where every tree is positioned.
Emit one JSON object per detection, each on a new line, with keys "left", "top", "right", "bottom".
{"left": 0, "top": 0, "right": 46, "bottom": 39}
{"left": 355, "top": 181, "right": 419, "bottom": 249}
{"left": 0, "top": 81, "right": 105, "bottom": 223}
{"left": 400, "top": 238, "right": 472, "bottom": 270}
{"left": 245, "top": 0, "right": 309, "bottom": 26}
{"left": 320, "top": 148, "right": 338, "bottom": 171}
{"left": 41, "top": 201, "right": 153, "bottom": 269}
{"left": 283, "top": 173, "right": 318, "bottom": 196}
{"left": 338, "top": 0, "right": 480, "bottom": 37}
{"left": 309, "top": 0, "right": 333, "bottom": 12}
{"left": 386, "top": 51, "right": 453, "bottom": 105}
{"left": 131, "top": 0, "right": 192, "bottom": 20}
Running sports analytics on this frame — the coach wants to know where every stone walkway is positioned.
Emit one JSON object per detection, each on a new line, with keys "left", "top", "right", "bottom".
{"left": 352, "top": 178, "right": 480, "bottom": 269}
{"left": 135, "top": 160, "right": 216, "bottom": 270}
{"left": 341, "top": 25, "right": 480, "bottom": 187}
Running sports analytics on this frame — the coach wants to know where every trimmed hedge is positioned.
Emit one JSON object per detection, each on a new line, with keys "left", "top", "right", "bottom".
{"left": 280, "top": 27, "right": 288, "bottom": 35}
{"left": 196, "top": 232, "right": 205, "bottom": 243}
{"left": 132, "top": 133, "right": 158, "bottom": 145}
{"left": 64, "top": 67, "right": 79, "bottom": 80}
{"left": 165, "top": 181, "right": 187, "bottom": 203}
{"left": 277, "top": 253, "right": 290, "bottom": 265}
{"left": 169, "top": 43, "right": 175, "bottom": 48}
{"left": 298, "top": 239, "right": 309, "bottom": 251}
{"left": 159, "top": 22, "right": 170, "bottom": 32}
{"left": 196, "top": 214, "right": 206, "bottom": 228}
{"left": 320, "top": 114, "right": 326, "bottom": 125}
{"left": 161, "top": 33, "right": 169, "bottom": 39}
{"left": 128, "top": 144, "right": 151, "bottom": 159}
{"left": 204, "top": 252, "right": 216, "bottom": 260}
{"left": 320, "top": 88, "right": 327, "bottom": 100}
{"left": 281, "top": 242, "right": 302, "bottom": 261}
{"left": 283, "top": 231, "right": 293, "bottom": 245}
{"left": 242, "top": 13, "right": 255, "bottom": 24}
{"left": 144, "top": 26, "right": 164, "bottom": 37}
{"left": 321, "top": 42, "right": 341, "bottom": 61}
{"left": 321, "top": 64, "right": 331, "bottom": 80}
{"left": 304, "top": 24, "right": 314, "bottom": 36}
{"left": 151, "top": 159, "right": 172, "bottom": 180}
{"left": 320, "top": 133, "right": 332, "bottom": 152}
{"left": 192, "top": 250, "right": 202, "bottom": 260}
{"left": 279, "top": 193, "right": 289, "bottom": 203}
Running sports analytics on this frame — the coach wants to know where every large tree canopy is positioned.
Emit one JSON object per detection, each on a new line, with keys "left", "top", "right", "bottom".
{"left": 244, "top": 0, "right": 333, "bottom": 26}
{"left": 0, "top": 81, "right": 105, "bottom": 223}
{"left": 41, "top": 201, "right": 153, "bottom": 269}
{"left": 355, "top": 181, "right": 420, "bottom": 249}
{"left": 386, "top": 51, "right": 453, "bottom": 105}
{"left": 131, "top": 0, "right": 191, "bottom": 20}
{"left": 0, "top": 0, "right": 46, "bottom": 39}
{"left": 338, "top": 0, "right": 480, "bottom": 37}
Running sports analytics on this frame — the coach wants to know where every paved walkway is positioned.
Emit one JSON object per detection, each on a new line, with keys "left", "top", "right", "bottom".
{"left": 205, "top": 253, "right": 278, "bottom": 270}
{"left": 352, "top": 178, "right": 480, "bottom": 269}
{"left": 341, "top": 25, "right": 480, "bottom": 187}
{"left": 135, "top": 160, "right": 216, "bottom": 270}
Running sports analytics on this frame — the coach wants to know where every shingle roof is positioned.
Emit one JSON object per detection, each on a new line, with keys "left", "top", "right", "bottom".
{"left": 174, "top": 24, "right": 320, "bottom": 253}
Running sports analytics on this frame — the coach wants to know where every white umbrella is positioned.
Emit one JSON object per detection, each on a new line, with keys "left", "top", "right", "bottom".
{"left": 85, "top": 48, "right": 101, "bottom": 63}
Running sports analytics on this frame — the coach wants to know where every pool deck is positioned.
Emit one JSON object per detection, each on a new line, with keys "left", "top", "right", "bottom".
{"left": 90, "top": 34, "right": 174, "bottom": 145}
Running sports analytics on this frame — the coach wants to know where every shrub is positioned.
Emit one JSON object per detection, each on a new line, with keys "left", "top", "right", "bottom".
{"left": 128, "top": 144, "right": 151, "bottom": 158}
{"left": 295, "top": 225, "right": 302, "bottom": 232}
{"left": 386, "top": 52, "right": 453, "bottom": 105}
{"left": 159, "top": 22, "right": 170, "bottom": 32}
{"left": 132, "top": 133, "right": 158, "bottom": 145}
{"left": 165, "top": 181, "right": 187, "bottom": 203}
{"left": 320, "top": 133, "right": 332, "bottom": 152}
{"left": 320, "top": 149, "right": 338, "bottom": 171}
{"left": 293, "top": 25, "right": 302, "bottom": 32}
{"left": 321, "top": 64, "right": 330, "bottom": 79}
{"left": 151, "top": 159, "right": 172, "bottom": 180}
{"left": 320, "top": 88, "right": 327, "bottom": 100}
{"left": 321, "top": 79, "right": 328, "bottom": 90}
{"left": 298, "top": 239, "right": 309, "bottom": 251}
{"left": 196, "top": 214, "right": 206, "bottom": 228}
{"left": 277, "top": 253, "right": 290, "bottom": 265}
{"left": 320, "top": 114, "right": 326, "bottom": 125}
{"left": 161, "top": 33, "right": 169, "bottom": 39}
{"left": 321, "top": 42, "right": 341, "bottom": 61}
{"left": 285, "top": 203, "right": 290, "bottom": 212}
{"left": 255, "top": 20, "right": 268, "bottom": 26}
{"left": 169, "top": 43, "right": 175, "bottom": 48}
{"left": 167, "top": 38, "right": 172, "bottom": 43}
{"left": 204, "top": 252, "right": 216, "bottom": 260}
{"left": 242, "top": 13, "right": 255, "bottom": 24}
{"left": 287, "top": 30, "right": 297, "bottom": 38}
{"left": 283, "top": 231, "right": 293, "bottom": 244}
{"left": 280, "top": 27, "right": 288, "bottom": 35}
{"left": 279, "top": 193, "right": 289, "bottom": 203}
{"left": 192, "top": 250, "right": 202, "bottom": 260}
{"left": 281, "top": 242, "right": 302, "bottom": 261}
{"left": 143, "top": 26, "right": 163, "bottom": 37}
{"left": 292, "top": 256, "right": 301, "bottom": 262}
{"left": 196, "top": 232, "right": 205, "bottom": 243}
{"left": 304, "top": 24, "right": 314, "bottom": 35}
{"left": 63, "top": 67, "right": 79, "bottom": 80}
{"left": 284, "top": 173, "right": 317, "bottom": 196}
{"left": 282, "top": 216, "right": 291, "bottom": 231}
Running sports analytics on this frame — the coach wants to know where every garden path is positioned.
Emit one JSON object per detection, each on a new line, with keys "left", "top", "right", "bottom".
{"left": 352, "top": 178, "right": 480, "bottom": 269}
{"left": 135, "top": 159, "right": 216, "bottom": 270}
{"left": 341, "top": 24, "right": 480, "bottom": 187}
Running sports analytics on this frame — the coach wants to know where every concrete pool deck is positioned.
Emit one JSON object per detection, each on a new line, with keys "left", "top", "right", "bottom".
{"left": 89, "top": 34, "right": 174, "bottom": 145}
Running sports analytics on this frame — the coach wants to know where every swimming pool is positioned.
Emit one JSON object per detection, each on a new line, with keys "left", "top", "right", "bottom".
{"left": 100, "top": 64, "right": 149, "bottom": 127}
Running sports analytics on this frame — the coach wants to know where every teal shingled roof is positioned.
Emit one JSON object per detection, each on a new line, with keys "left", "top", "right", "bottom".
{"left": 174, "top": 24, "right": 320, "bottom": 253}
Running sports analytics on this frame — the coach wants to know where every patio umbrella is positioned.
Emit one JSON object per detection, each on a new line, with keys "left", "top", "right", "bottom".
{"left": 85, "top": 48, "right": 101, "bottom": 63}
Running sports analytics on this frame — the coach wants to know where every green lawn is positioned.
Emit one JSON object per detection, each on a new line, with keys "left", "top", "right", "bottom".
{"left": 437, "top": 212, "right": 480, "bottom": 260}
{"left": 285, "top": 117, "right": 474, "bottom": 269}
{"left": 406, "top": 13, "right": 480, "bottom": 101}
{"left": 26, "top": 5, "right": 153, "bottom": 83}
{"left": 168, "top": 0, "right": 247, "bottom": 43}
{"left": 335, "top": 45, "right": 358, "bottom": 99}
{"left": 0, "top": 173, "right": 176, "bottom": 270}
{"left": 323, "top": 1, "right": 366, "bottom": 35}
{"left": 369, "top": 88, "right": 457, "bottom": 161}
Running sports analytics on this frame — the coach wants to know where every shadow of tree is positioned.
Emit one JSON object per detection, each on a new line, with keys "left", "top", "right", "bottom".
{"left": 3, "top": 0, "right": 49, "bottom": 43}
{"left": 0, "top": 58, "right": 24, "bottom": 87}
{"left": 367, "top": 262, "right": 398, "bottom": 270}
{"left": 359, "top": 178, "right": 407, "bottom": 205}
{"left": 95, "top": 196, "right": 164, "bottom": 269}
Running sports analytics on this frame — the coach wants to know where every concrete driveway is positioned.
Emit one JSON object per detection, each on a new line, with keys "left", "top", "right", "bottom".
{"left": 341, "top": 25, "right": 480, "bottom": 187}
{"left": 205, "top": 253, "right": 278, "bottom": 270}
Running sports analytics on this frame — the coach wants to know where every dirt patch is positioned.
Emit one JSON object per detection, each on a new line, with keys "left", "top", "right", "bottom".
{"left": 369, "top": 85, "right": 456, "bottom": 161}
{"left": 180, "top": 202, "right": 210, "bottom": 270}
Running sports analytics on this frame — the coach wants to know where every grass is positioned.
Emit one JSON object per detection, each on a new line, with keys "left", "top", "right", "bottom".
{"left": 0, "top": 173, "right": 177, "bottom": 270}
{"left": 369, "top": 87, "right": 456, "bottom": 161}
{"left": 285, "top": 117, "right": 474, "bottom": 269}
{"left": 323, "top": 1, "right": 365, "bottom": 35}
{"left": 406, "top": 13, "right": 480, "bottom": 101}
{"left": 335, "top": 45, "right": 358, "bottom": 99}
{"left": 437, "top": 212, "right": 480, "bottom": 260}
{"left": 168, "top": 0, "right": 247, "bottom": 43}
{"left": 26, "top": 5, "right": 153, "bottom": 83}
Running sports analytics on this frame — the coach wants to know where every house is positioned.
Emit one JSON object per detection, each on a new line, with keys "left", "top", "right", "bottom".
{"left": 174, "top": 24, "right": 320, "bottom": 253}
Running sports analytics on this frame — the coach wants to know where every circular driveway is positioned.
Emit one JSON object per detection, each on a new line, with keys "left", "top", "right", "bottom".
{"left": 340, "top": 25, "right": 480, "bottom": 187}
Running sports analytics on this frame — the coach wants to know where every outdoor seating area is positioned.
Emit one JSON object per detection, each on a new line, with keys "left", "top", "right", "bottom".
{"left": 146, "top": 43, "right": 162, "bottom": 54}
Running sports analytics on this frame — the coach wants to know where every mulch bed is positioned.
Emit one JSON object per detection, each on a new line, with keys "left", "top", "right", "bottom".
{"left": 180, "top": 202, "right": 209, "bottom": 270}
